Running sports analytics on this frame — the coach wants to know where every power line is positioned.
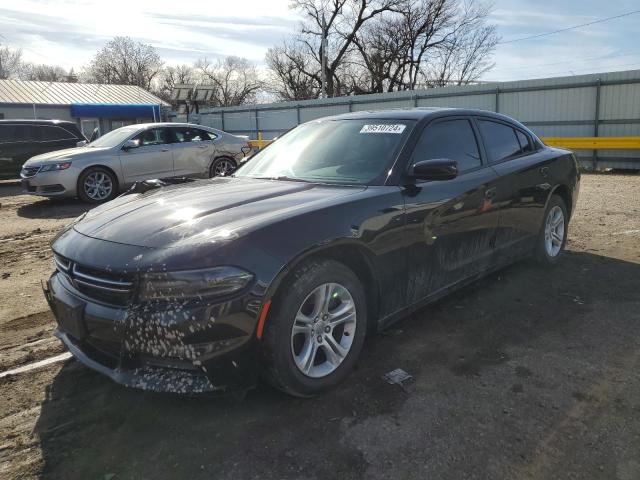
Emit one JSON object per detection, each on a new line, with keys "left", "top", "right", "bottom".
{"left": 499, "top": 10, "right": 640, "bottom": 45}
{"left": 486, "top": 50, "right": 640, "bottom": 79}
{"left": 486, "top": 60, "right": 640, "bottom": 82}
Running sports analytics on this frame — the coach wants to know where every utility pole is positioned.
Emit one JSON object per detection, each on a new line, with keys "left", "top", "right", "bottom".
{"left": 320, "top": 13, "right": 328, "bottom": 98}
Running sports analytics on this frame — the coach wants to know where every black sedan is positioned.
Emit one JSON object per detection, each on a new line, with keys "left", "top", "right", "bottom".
{"left": 46, "top": 108, "right": 580, "bottom": 396}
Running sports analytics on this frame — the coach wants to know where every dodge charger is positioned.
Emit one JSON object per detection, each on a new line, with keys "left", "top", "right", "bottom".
{"left": 45, "top": 108, "right": 580, "bottom": 397}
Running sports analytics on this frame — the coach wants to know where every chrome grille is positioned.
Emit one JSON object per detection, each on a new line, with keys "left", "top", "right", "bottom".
{"left": 21, "top": 165, "right": 41, "bottom": 178}
{"left": 54, "top": 253, "right": 135, "bottom": 306}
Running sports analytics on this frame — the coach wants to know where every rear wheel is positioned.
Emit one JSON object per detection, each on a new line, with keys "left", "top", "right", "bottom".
{"left": 535, "top": 194, "right": 568, "bottom": 264}
{"left": 77, "top": 167, "right": 118, "bottom": 204}
{"left": 261, "top": 259, "right": 367, "bottom": 397}
{"left": 209, "top": 157, "right": 236, "bottom": 177}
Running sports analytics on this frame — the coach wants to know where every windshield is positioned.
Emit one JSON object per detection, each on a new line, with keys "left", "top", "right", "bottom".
{"left": 235, "top": 119, "right": 414, "bottom": 185}
{"left": 87, "top": 127, "right": 138, "bottom": 148}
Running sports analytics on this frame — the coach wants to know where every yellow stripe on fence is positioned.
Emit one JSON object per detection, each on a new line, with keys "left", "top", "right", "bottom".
{"left": 248, "top": 139, "right": 273, "bottom": 149}
{"left": 248, "top": 136, "right": 640, "bottom": 151}
{"left": 541, "top": 136, "right": 640, "bottom": 150}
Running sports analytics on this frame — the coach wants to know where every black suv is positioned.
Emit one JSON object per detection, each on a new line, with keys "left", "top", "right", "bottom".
{"left": 0, "top": 120, "right": 87, "bottom": 179}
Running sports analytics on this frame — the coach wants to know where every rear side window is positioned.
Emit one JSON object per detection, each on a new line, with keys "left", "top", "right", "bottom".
{"left": 171, "top": 127, "right": 213, "bottom": 143}
{"left": 40, "top": 126, "right": 76, "bottom": 141}
{"left": 411, "top": 119, "right": 481, "bottom": 172}
{"left": 0, "top": 125, "right": 36, "bottom": 142}
{"left": 478, "top": 120, "right": 524, "bottom": 163}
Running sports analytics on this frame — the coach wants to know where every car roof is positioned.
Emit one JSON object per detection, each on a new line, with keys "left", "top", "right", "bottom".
{"left": 0, "top": 119, "right": 77, "bottom": 126}
{"left": 133, "top": 122, "right": 215, "bottom": 129}
{"left": 323, "top": 107, "right": 521, "bottom": 123}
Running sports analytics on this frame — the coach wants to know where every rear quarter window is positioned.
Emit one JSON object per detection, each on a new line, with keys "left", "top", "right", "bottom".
{"left": 516, "top": 130, "right": 534, "bottom": 153}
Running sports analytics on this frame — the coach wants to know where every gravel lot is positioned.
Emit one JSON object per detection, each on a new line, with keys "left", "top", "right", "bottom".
{"left": 1, "top": 173, "right": 639, "bottom": 479}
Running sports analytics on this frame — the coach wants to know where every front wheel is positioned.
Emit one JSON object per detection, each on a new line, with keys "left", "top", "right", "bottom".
{"left": 535, "top": 194, "right": 568, "bottom": 264}
{"left": 209, "top": 157, "right": 236, "bottom": 177}
{"left": 77, "top": 167, "right": 118, "bottom": 203}
{"left": 261, "top": 259, "right": 367, "bottom": 397}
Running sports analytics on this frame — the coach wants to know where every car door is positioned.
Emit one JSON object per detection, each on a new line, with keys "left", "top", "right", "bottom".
{"left": 119, "top": 127, "right": 174, "bottom": 184}
{"left": 402, "top": 117, "right": 501, "bottom": 305}
{"left": 169, "top": 127, "right": 216, "bottom": 178}
{"left": 475, "top": 118, "right": 550, "bottom": 260}
{"left": 0, "top": 124, "right": 40, "bottom": 179}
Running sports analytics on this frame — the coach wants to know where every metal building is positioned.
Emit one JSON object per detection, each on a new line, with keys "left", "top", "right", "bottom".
{"left": 176, "top": 69, "right": 640, "bottom": 170}
{"left": 0, "top": 79, "right": 169, "bottom": 138}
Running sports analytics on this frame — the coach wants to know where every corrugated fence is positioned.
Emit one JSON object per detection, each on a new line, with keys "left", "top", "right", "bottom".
{"left": 170, "top": 69, "right": 640, "bottom": 170}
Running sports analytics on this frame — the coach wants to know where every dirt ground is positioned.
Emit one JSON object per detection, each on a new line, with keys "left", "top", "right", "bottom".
{"left": 1, "top": 173, "right": 639, "bottom": 479}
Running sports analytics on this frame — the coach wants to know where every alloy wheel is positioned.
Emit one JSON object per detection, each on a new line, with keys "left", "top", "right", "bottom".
{"left": 290, "top": 282, "right": 357, "bottom": 378}
{"left": 212, "top": 159, "right": 235, "bottom": 177}
{"left": 84, "top": 171, "right": 113, "bottom": 201}
{"left": 544, "top": 205, "right": 565, "bottom": 257}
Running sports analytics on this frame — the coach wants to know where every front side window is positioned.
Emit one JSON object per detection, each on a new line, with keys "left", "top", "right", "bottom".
{"left": 411, "top": 119, "right": 481, "bottom": 173}
{"left": 133, "top": 128, "right": 168, "bottom": 147}
{"left": 235, "top": 119, "right": 414, "bottom": 185}
{"left": 171, "top": 127, "right": 213, "bottom": 143}
{"left": 478, "top": 120, "right": 522, "bottom": 163}
{"left": 88, "top": 127, "right": 138, "bottom": 148}
{"left": 40, "top": 126, "right": 75, "bottom": 141}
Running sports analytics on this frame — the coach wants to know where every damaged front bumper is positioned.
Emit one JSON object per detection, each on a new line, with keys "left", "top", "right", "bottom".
{"left": 44, "top": 271, "right": 261, "bottom": 394}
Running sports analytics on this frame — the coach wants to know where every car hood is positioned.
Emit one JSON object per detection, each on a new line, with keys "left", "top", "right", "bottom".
{"left": 73, "top": 177, "right": 366, "bottom": 249}
{"left": 25, "top": 146, "right": 111, "bottom": 164}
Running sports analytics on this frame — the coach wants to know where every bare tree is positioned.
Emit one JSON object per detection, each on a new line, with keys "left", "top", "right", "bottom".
{"left": 155, "top": 64, "right": 197, "bottom": 102}
{"left": 22, "top": 64, "right": 69, "bottom": 82}
{"left": 265, "top": 43, "right": 320, "bottom": 100}
{"left": 426, "top": 2, "right": 498, "bottom": 86}
{"left": 0, "top": 43, "right": 24, "bottom": 80}
{"left": 268, "top": 0, "right": 498, "bottom": 99}
{"left": 84, "top": 37, "right": 163, "bottom": 90}
{"left": 293, "top": 0, "right": 403, "bottom": 97}
{"left": 196, "top": 56, "right": 263, "bottom": 107}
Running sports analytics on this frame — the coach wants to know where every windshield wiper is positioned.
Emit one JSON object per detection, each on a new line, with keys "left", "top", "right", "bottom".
{"left": 249, "top": 175, "right": 311, "bottom": 183}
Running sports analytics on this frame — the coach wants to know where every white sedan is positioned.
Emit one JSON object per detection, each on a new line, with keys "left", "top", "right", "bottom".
{"left": 20, "top": 123, "right": 251, "bottom": 203}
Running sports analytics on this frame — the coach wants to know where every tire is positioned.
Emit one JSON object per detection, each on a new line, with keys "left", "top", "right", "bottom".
{"left": 535, "top": 194, "right": 568, "bottom": 265}
{"left": 261, "top": 259, "right": 367, "bottom": 397}
{"left": 77, "top": 166, "right": 118, "bottom": 204}
{"left": 209, "top": 157, "right": 236, "bottom": 177}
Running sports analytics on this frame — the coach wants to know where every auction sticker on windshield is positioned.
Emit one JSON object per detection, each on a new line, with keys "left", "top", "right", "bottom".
{"left": 360, "top": 124, "right": 406, "bottom": 134}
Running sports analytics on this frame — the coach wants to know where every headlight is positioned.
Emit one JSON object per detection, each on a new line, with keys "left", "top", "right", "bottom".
{"left": 139, "top": 266, "right": 253, "bottom": 301}
{"left": 40, "top": 161, "right": 72, "bottom": 172}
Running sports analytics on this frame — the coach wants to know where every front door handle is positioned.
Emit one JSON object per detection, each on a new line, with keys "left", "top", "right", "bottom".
{"left": 539, "top": 166, "right": 549, "bottom": 177}
{"left": 197, "top": 145, "right": 208, "bottom": 149}
{"left": 161, "top": 148, "right": 169, "bottom": 152}
{"left": 485, "top": 187, "right": 496, "bottom": 199}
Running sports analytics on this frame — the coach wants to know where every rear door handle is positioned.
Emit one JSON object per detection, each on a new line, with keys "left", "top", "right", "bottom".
{"left": 197, "top": 145, "right": 208, "bottom": 149}
{"left": 161, "top": 148, "right": 169, "bottom": 152}
{"left": 539, "top": 166, "right": 549, "bottom": 177}
{"left": 485, "top": 187, "right": 496, "bottom": 199}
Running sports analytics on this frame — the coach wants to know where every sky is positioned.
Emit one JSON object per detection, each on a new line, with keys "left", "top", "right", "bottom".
{"left": 0, "top": 0, "right": 639, "bottom": 82}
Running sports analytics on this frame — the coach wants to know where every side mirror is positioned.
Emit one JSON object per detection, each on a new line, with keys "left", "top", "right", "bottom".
{"left": 122, "top": 139, "right": 140, "bottom": 151}
{"left": 76, "top": 140, "right": 87, "bottom": 148}
{"left": 409, "top": 159, "right": 458, "bottom": 181}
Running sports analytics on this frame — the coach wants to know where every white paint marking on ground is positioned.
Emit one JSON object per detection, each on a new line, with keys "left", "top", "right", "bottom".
{"left": 0, "top": 352, "right": 73, "bottom": 378}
